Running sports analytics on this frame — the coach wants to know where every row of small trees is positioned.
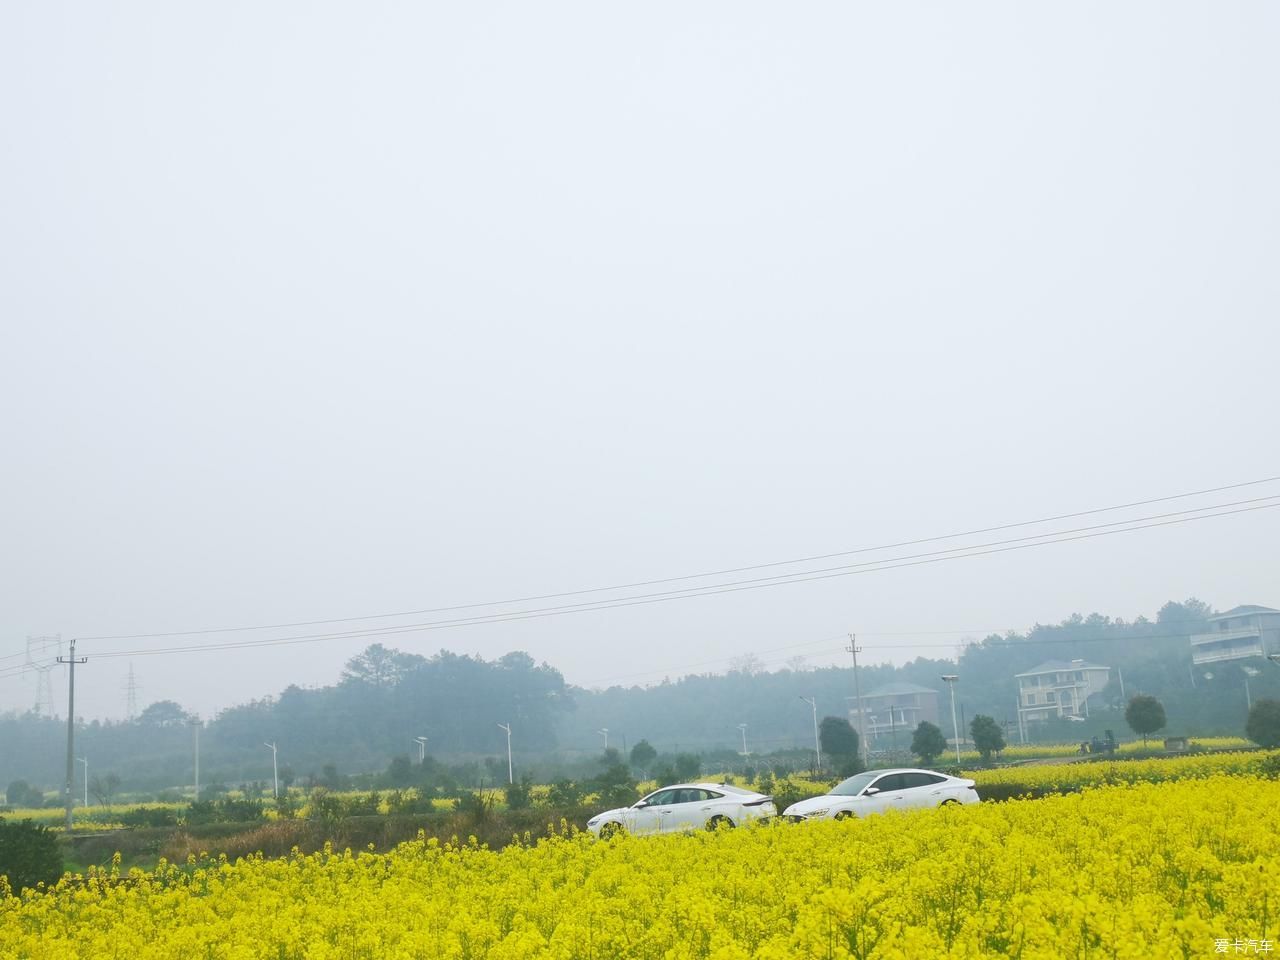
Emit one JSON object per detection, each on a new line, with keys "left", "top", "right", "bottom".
{"left": 820, "top": 694, "right": 1280, "bottom": 770}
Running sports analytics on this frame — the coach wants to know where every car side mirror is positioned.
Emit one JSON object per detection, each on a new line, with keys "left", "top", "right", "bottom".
{"left": 633, "top": 800, "right": 649, "bottom": 808}
{"left": 862, "top": 786, "right": 880, "bottom": 796}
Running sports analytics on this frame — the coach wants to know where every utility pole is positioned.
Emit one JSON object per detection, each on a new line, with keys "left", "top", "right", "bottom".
{"left": 846, "top": 634, "right": 869, "bottom": 766}
{"left": 497, "top": 723, "right": 513, "bottom": 784}
{"left": 57, "top": 639, "right": 88, "bottom": 830}
{"left": 598, "top": 728, "right": 609, "bottom": 752}
{"left": 414, "top": 736, "right": 428, "bottom": 762}
{"left": 799, "top": 697, "right": 820, "bottom": 773}
{"left": 737, "top": 722, "right": 749, "bottom": 756}
{"left": 1118, "top": 667, "right": 1126, "bottom": 702}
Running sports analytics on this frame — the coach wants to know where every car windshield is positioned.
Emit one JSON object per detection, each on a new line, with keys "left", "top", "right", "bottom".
{"left": 829, "top": 772, "right": 879, "bottom": 797}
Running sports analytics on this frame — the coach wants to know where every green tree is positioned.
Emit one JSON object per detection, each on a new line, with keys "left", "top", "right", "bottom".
{"left": 1125, "top": 695, "right": 1167, "bottom": 747}
{"left": 137, "top": 700, "right": 193, "bottom": 727}
{"left": 1246, "top": 699, "right": 1280, "bottom": 749}
{"left": 4, "top": 781, "right": 41, "bottom": 808}
{"left": 629, "top": 739, "right": 657, "bottom": 772}
{"left": 673, "top": 754, "right": 701, "bottom": 782}
{"left": 592, "top": 764, "right": 638, "bottom": 808}
{"left": 911, "top": 721, "right": 947, "bottom": 766}
{"left": 0, "top": 820, "right": 63, "bottom": 894}
{"left": 89, "top": 773, "right": 121, "bottom": 806}
{"left": 386, "top": 755, "right": 413, "bottom": 787}
{"left": 969, "top": 715, "right": 1006, "bottom": 763}
{"left": 819, "top": 716, "right": 859, "bottom": 759}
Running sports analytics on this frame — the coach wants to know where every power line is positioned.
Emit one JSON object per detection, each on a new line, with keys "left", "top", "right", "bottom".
{"left": 70, "top": 474, "right": 1280, "bottom": 643}
{"left": 0, "top": 497, "right": 1266, "bottom": 681}
{"left": 579, "top": 629, "right": 1223, "bottom": 687}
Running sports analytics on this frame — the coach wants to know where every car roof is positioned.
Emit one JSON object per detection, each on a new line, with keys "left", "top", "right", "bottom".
{"left": 651, "top": 782, "right": 764, "bottom": 795}
{"left": 866, "top": 768, "right": 952, "bottom": 777}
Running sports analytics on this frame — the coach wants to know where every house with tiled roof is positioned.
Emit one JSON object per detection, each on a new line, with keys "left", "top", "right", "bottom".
{"left": 1190, "top": 605, "right": 1280, "bottom": 666}
{"left": 1015, "top": 659, "right": 1110, "bottom": 726}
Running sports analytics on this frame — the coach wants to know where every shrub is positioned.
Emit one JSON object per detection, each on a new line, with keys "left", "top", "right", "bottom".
{"left": 118, "top": 807, "right": 180, "bottom": 828}
{"left": 546, "top": 780, "right": 584, "bottom": 807}
{"left": 0, "top": 820, "right": 62, "bottom": 895}
{"left": 454, "top": 790, "right": 496, "bottom": 826}
{"left": 185, "top": 798, "right": 266, "bottom": 826}
{"left": 505, "top": 778, "right": 533, "bottom": 811}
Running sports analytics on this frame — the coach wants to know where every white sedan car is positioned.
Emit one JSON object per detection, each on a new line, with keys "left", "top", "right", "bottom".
{"left": 784, "top": 768, "right": 978, "bottom": 821}
{"left": 588, "top": 782, "right": 776, "bottom": 837}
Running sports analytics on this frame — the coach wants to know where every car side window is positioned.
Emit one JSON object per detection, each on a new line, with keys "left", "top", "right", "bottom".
{"left": 907, "top": 773, "right": 946, "bottom": 788}
{"left": 645, "top": 790, "right": 676, "bottom": 806}
{"left": 701, "top": 790, "right": 723, "bottom": 801}
{"left": 870, "top": 774, "right": 905, "bottom": 793}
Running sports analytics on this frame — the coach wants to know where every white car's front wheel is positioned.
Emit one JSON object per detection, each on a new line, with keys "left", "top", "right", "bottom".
{"left": 833, "top": 810, "right": 852, "bottom": 821}
{"left": 599, "top": 822, "right": 625, "bottom": 839}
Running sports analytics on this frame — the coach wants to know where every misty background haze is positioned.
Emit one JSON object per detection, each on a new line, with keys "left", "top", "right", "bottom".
{"left": 3, "top": 2, "right": 1278, "bottom": 725}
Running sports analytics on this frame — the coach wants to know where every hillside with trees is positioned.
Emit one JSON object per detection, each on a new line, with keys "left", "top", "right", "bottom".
{"left": 2, "top": 598, "right": 1277, "bottom": 796}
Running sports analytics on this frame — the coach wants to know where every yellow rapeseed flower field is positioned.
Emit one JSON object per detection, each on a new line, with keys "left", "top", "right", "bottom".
{"left": 955, "top": 735, "right": 1253, "bottom": 764}
{"left": 968, "top": 748, "right": 1272, "bottom": 792}
{"left": 3, "top": 773, "right": 1276, "bottom": 959}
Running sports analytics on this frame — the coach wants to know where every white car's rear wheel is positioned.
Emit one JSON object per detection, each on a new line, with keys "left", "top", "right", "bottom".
{"left": 706, "top": 815, "right": 735, "bottom": 830}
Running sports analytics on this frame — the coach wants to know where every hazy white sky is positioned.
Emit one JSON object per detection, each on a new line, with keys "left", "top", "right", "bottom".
{"left": 3, "top": 2, "right": 1277, "bottom": 721}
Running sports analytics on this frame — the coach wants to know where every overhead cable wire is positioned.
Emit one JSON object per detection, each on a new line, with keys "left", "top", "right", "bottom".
{"left": 70, "top": 474, "right": 1280, "bottom": 642}
{"left": 0, "top": 497, "right": 1259, "bottom": 675}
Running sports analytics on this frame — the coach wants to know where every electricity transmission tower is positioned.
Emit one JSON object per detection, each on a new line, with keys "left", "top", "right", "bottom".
{"left": 25, "top": 635, "right": 63, "bottom": 716}
{"left": 124, "top": 663, "right": 139, "bottom": 721}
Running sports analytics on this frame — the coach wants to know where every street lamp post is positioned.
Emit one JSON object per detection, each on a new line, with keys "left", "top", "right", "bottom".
{"left": 414, "top": 736, "right": 429, "bottom": 762}
{"left": 190, "top": 719, "right": 201, "bottom": 801}
{"left": 941, "top": 676, "right": 961, "bottom": 765}
{"left": 1243, "top": 666, "right": 1260, "bottom": 711}
{"left": 738, "top": 723, "right": 749, "bottom": 756}
{"left": 264, "top": 742, "right": 279, "bottom": 798}
{"left": 598, "top": 728, "right": 609, "bottom": 752}
{"left": 799, "top": 697, "right": 820, "bottom": 772}
{"left": 497, "top": 723, "right": 513, "bottom": 784}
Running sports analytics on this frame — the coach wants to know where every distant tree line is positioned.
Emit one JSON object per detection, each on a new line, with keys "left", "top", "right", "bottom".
{"left": 3, "top": 598, "right": 1279, "bottom": 794}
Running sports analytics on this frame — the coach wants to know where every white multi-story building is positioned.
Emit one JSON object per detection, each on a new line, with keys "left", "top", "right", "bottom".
{"left": 1190, "top": 605, "right": 1280, "bottom": 666}
{"left": 1016, "top": 659, "right": 1111, "bottom": 725}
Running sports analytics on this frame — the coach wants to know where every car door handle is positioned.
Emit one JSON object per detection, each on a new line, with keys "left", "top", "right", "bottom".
{"left": 701, "top": 806, "right": 712, "bottom": 811}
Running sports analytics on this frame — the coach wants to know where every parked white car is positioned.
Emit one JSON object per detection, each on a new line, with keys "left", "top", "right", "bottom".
{"left": 588, "top": 782, "right": 776, "bottom": 837}
{"left": 783, "top": 768, "right": 978, "bottom": 821}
